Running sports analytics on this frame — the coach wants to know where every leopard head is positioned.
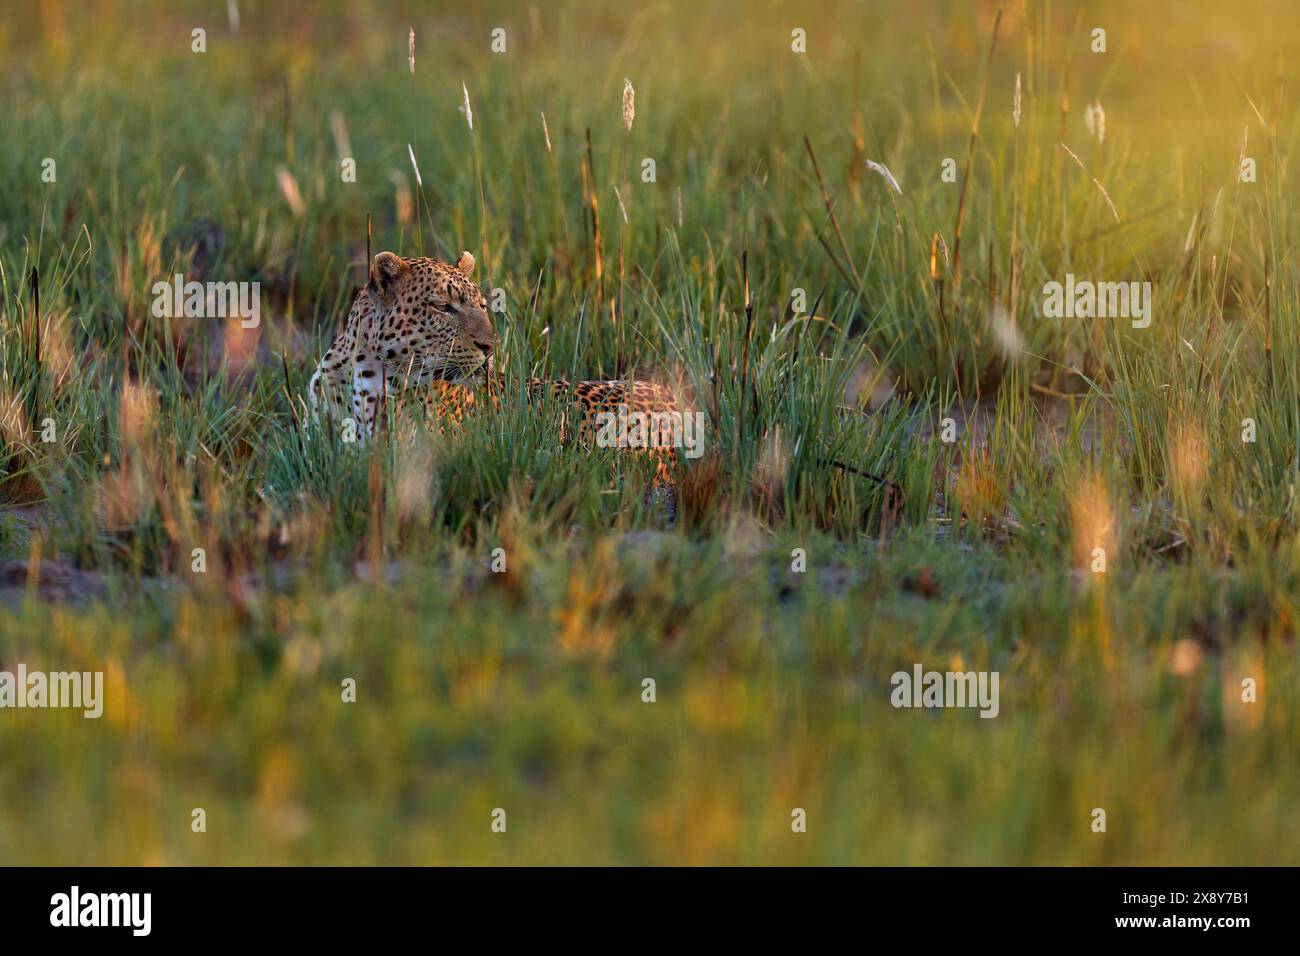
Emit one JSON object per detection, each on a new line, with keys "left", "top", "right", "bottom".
{"left": 369, "top": 250, "right": 494, "bottom": 383}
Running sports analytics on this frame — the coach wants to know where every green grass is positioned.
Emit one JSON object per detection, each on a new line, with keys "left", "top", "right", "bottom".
{"left": 1, "top": 0, "right": 1298, "bottom": 864}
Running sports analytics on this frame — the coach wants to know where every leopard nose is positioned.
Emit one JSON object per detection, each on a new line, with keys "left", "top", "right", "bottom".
{"left": 475, "top": 340, "right": 493, "bottom": 357}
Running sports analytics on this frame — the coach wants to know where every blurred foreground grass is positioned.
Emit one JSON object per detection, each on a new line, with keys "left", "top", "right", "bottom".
{"left": 3, "top": 530, "right": 1297, "bottom": 865}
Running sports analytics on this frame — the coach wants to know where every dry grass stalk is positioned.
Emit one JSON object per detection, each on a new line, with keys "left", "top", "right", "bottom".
{"left": 803, "top": 135, "right": 861, "bottom": 286}
{"left": 1059, "top": 143, "right": 1120, "bottom": 222}
{"left": 951, "top": 2, "right": 1005, "bottom": 292}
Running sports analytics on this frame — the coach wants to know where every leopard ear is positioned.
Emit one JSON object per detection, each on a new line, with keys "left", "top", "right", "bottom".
{"left": 371, "top": 252, "right": 409, "bottom": 297}
{"left": 455, "top": 251, "right": 476, "bottom": 277}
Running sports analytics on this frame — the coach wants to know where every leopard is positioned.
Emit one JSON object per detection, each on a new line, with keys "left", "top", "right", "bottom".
{"left": 308, "top": 251, "right": 689, "bottom": 514}
{"left": 308, "top": 251, "right": 494, "bottom": 426}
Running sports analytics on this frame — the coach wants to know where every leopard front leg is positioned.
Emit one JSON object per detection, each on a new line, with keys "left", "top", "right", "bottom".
{"left": 350, "top": 351, "right": 386, "bottom": 437}
{"left": 308, "top": 336, "right": 354, "bottom": 422}
{"left": 310, "top": 283, "right": 375, "bottom": 422}
{"left": 647, "top": 449, "right": 679, "bottom": 525}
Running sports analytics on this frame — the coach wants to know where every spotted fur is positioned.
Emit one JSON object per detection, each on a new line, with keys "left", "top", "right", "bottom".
{"left": 309, "top": 252, "right": 685, "bottom": 514}
{"left": 309, "top": 251, "right": 494, "bottom": 429}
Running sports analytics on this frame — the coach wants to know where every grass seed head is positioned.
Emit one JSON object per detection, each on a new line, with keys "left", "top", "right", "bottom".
{"left": 406, "top": 143, "right": 423, "bottom": 186}
{"left": 460, "top": 81, "right": 473, "bottom": 131}
{"left": 1084, "top": 100, "right": 1106, "bottom": 144}
{"left": 864, "top": 159, "right": 902, "bottom": 194}
{"left": 275, "top": 166, "right": 305, "bottom": 218}
{"left": 623, "top": 78, "right": 635, "bottom": 131}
